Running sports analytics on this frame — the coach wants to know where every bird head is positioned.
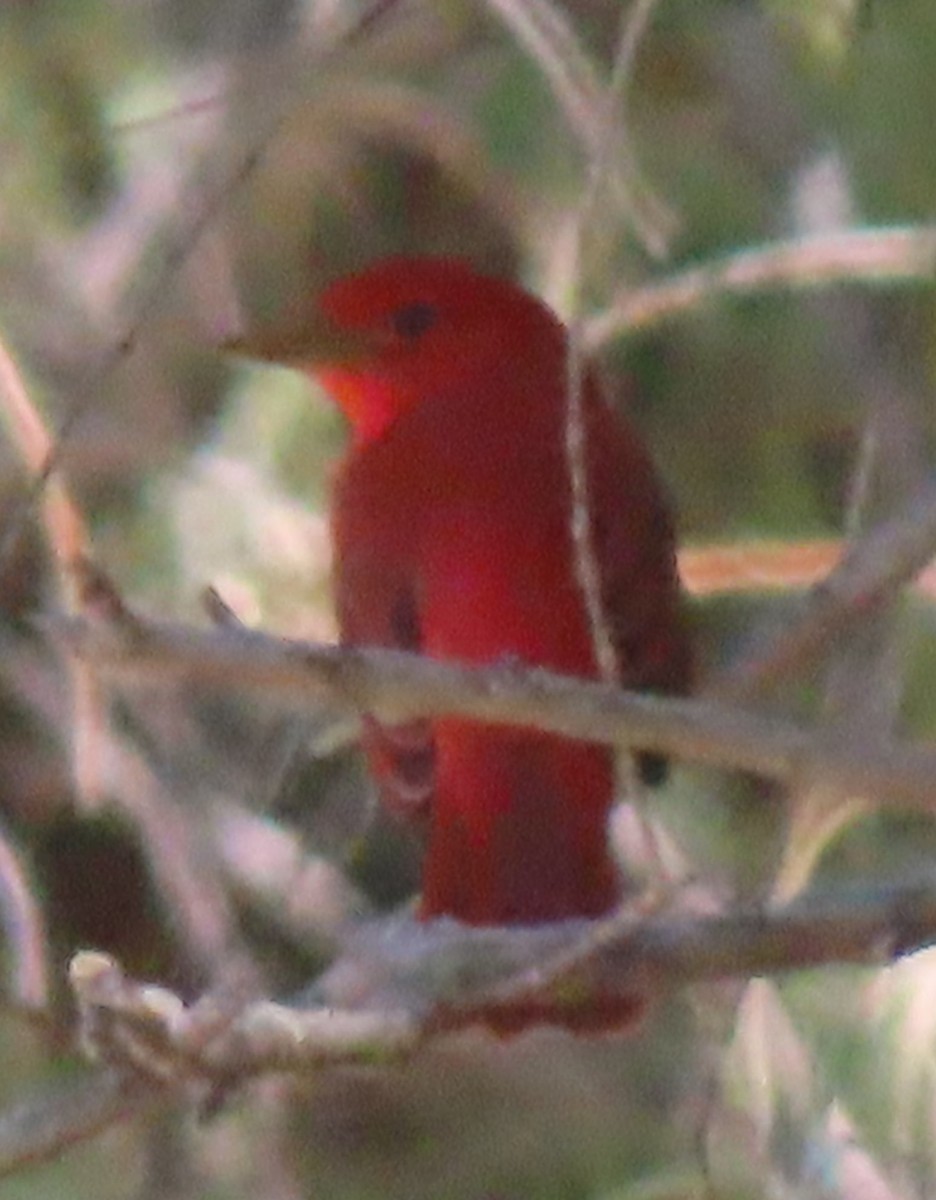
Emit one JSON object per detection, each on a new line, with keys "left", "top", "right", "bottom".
{"left": 230, "top": 257, "right": 563, "bottom": 448}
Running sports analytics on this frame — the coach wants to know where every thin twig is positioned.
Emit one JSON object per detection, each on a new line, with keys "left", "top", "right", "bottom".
{"left": 0, "top": 1066, "right": 158, "bottom": 1180}
{"left": 0, "top": 334, "right": 253, "bottom": 988}
{"left": 584, "top": 225, "right": 936, "bottom": 347}
{"left": 481, "top": 0, "right": 676, "bottom": 256}
{"left": 95, "top": 738, "right": 259, "bottom": 987}
{"left": 563, "top": 7, "right": 642, "bottom": 687}
{"left": 0, "top": 0, "right": 406, "bottom": 574}
{"left": 209, "top": 799, "right": 366, "bottom": 945}
{"left": 558, "top": 0, "right": 671, "bottom": 864}
{"left": 0, "top": 337, "right": 89, "bottom": 586}
{"left": 770, "top": 156, "right": 929, "bottom": 902}
{"left": 0, "top": 333, "right": 113, "bottom": 809}
{"left": 0, "top": 815, "right": 48, "bottom": 1014}
{"left": 711, "top": 477, "right": 936, "bottom": 703}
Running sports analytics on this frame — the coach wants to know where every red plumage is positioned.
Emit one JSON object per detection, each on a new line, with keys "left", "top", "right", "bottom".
{"left": 315, "top": 257, "right": 690, "bottom": 925}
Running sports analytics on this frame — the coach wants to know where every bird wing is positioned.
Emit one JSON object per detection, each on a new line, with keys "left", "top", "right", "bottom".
{"left": 586, "top": 384, "right": 692, "bottom": 781}
{"left": 331, "top": 478, "right": 435, "bottom": 825}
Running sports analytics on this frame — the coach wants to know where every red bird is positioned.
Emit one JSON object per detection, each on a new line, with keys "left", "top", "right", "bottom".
{"left": 255, "top": 257, "right": 690, "bottom": 926}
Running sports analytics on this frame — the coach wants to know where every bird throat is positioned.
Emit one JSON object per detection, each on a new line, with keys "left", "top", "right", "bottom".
{"left": 316, "top": 367, "right": 414, "bottom": 450}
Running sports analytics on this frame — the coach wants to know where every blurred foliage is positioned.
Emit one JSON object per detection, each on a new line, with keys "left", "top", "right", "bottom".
{"left": 1, "top": 0, "right": 936, "bottom": 1196}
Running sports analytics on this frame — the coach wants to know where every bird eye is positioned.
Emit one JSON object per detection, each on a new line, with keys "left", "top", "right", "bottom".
{"left": 390, "top": 302, "right": 437, "bottom": 339}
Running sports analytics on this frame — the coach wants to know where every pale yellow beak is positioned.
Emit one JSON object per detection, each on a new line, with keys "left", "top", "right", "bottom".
{"left": 223, "top": 297, "right": 374, "bottom": 370}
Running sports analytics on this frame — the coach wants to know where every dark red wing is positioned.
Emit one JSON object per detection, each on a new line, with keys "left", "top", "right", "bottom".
{"left": 331, "top": 476, "right": 435, "bottom": 824}
{"left": 586, "top": 382, "right": 692, "bottom": 781}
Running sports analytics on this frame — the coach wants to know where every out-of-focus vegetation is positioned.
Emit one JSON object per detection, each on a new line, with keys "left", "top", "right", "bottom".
{"left": 2, "top": 0, "right": 936, "bottom": 1196}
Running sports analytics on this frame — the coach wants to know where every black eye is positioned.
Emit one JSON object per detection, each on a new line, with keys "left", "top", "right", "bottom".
{"left": 390, "top": 302, "right": 437, "bottom": 339}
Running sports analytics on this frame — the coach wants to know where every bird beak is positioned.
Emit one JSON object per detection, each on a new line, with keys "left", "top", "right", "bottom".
{"left": 223, "top": 302, "right": 374, "bottom": 371}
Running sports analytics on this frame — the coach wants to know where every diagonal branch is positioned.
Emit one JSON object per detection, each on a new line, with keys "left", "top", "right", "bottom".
{"left": 711, "top": 476, "right": 936, "bottom": 703}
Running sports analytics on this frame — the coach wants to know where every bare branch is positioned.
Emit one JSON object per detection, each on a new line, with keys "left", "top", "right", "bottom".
{"left": 71, "top": 951, "right": 418, "bottom": 1085}
{"left": 712, "top": 477, "right": 936, "bottom": 703}
{"left": 768, "top": 153, "right": 929, "bottom": 902}
{"left": 0, "top": 816, "right": 48, "bottom": 1014}
{"left": 0, "top": 0, "right": 408, "bottom": 574}
{"left": 67, "top": 874, "right": 936, "bottom": 1085}
{"left": 209, "top": 799, "right": 366, "bottom": 945}
{"left": 0, "top": 334, "right": 112, "bottom": 809}
{"left": 481, "top": 0, "right": 676, "bottom": 256}
{"left": 562, "top": 6, "right": 641, "bottom": 688}
{"left": 7, "top": 864, "right": 936, "bottom": 1179}
{"left": 585, "top": 225, "right": 936, "bottom": 347}
{"left": 0, "top": 337, "right": 90, "bottom": 589}
{"left": 0, "top": 1066, "right": 157, "bottom": 1181}
{"left": 94, "top": 738, "right": 260, "bottom": 987}
{"left": 41, "top": 611, "right": 936, "bottom": 811}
